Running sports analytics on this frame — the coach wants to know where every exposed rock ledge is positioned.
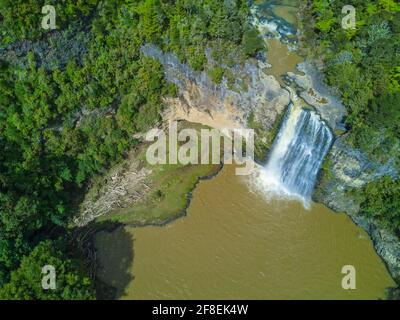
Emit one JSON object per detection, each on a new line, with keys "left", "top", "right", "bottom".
{"left": 287, "top": 60, "right": 346, "bottom": 131}
{"left": 141, "top": 44, "right": 290, "bottom": 132}
{"left": 314, "top": 136, "right": 400, "bottom": 279}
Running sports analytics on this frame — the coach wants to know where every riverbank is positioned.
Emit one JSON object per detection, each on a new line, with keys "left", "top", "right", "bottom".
{"left": 75, "top": 121, "right": 222, "bottom": 227}
{"left": 295, "top": 1, "right": 400, "bottom": 290}
{"left": 95, "top": 165, "right": 395, "bottom": 299}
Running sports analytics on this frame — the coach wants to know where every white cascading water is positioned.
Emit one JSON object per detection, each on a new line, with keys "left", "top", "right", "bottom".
{"left": 256, "top": 89, "right": 333, "bottom": 208}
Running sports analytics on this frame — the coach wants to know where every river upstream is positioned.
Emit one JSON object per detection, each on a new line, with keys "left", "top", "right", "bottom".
{"left": 94, "top": 1, "right": 395, "bottom": 299}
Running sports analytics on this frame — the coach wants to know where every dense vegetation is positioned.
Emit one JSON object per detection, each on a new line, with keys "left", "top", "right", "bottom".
{"left": 0, "top": 240, "right": 95, "bottom": 299}
{"left": 0, "top": 0, "right": 261, "bottom": 299}
{"left": 301, "top": 1, "right": 400, "bottom": 236}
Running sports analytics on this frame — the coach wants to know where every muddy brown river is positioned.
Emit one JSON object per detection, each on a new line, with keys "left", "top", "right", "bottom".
{"left": 96, "top": 165, "right": 394, "bottom": 299}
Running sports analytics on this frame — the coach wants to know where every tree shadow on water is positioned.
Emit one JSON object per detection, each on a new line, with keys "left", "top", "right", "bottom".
{"left": 91, "top": 222, "right": 135, "bottom": 300}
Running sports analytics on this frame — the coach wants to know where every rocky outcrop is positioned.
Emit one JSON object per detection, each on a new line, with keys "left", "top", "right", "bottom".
{"left": 315, "top": 137, "right": 397, "bottom": 211}
{"left": 0, "top": 21, "right": 90, "bottom": 70}
{"left": 141, "top": 44, "right": 290, "bottom": 133}
{"left": 287, "top": 61, "right": 346, "bottom": 130}
{"left": 314, "top": 136, "right": 400, "bottom": 279}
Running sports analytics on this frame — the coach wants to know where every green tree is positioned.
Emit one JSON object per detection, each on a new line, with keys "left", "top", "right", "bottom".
{"left": 242, "top": 27, "right": 265, "bottom": 57}
{"left": 136, "top": 0, "right": 163, "bottom": 43}
{"left": 0, "top": 241, "right": 95, "bottom": 300}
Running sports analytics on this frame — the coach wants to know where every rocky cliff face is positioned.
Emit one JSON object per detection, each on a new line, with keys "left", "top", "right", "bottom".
{"left": 141, "top": 44, "right": 290, "bottom": 133}
{"left": 287, "top": 61, "right": 346, "bottom": 131}
{"left": 0, "top": 21, "right": 90, "bottom": 70}
{"left": 314, "top": 136, "right": 400, "bottom": 279}
{"left": 315, "top": 137, "right": 397, "bottom": 214}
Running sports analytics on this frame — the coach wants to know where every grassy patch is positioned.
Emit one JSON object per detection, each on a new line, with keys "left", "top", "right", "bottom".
{"left": 98, "top": 122, "right": 222, "bottom": 225}
{"left": 208, "top": 66, "right": 225, "bottom": 85}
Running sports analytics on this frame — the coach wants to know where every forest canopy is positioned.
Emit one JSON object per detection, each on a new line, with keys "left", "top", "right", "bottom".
{"left": 0, "top": 0, "right": 262, "bottom": 299}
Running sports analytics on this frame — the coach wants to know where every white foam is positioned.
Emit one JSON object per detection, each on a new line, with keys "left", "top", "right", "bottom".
{"left": 246, "top": 165, "right": 310, "bottom": 209}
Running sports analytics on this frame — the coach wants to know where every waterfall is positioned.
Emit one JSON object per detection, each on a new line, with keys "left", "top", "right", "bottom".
{"left": 259, "top": 93, "right": 333, "bottom": 208}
